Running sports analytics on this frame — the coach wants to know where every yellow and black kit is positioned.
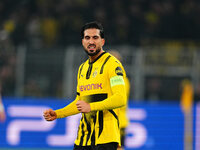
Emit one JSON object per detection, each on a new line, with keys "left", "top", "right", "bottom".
{"left": 55, "top": 52, "right": 127, "bottom": 146}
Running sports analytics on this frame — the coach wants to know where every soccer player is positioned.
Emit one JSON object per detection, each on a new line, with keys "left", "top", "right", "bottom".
{"left": 43, "top": 21, "right": 127, "bottom": 150}
{"left": 108, "top": 50, "right": 130, "bottom": 150}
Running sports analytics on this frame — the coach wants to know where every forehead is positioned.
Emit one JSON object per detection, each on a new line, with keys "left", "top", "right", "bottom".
{"left": 84, "top": 28, "right": 101, "bottom": 36}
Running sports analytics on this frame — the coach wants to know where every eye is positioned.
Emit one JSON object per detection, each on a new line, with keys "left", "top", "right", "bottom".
{"left": 93, "top": 36, "right": 99, "bottom": 39}
{"left": 84, "top": 36, "right": 90, "bottom": 40}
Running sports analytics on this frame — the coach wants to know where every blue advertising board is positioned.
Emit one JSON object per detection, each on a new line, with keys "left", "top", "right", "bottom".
{"left": 0, "top": 97, "right": 199, "bottom": 150}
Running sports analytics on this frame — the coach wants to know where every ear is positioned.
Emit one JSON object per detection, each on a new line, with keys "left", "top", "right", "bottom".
{"left": 82, "top": 39, "right": 84, "bottom": 45}
{"left": 101, "top": 39, "right": 105, "bottom": 46}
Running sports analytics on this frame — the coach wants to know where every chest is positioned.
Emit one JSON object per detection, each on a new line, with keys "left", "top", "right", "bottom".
{"left": 78, "top": 63, "right": 109, "bottom": 93}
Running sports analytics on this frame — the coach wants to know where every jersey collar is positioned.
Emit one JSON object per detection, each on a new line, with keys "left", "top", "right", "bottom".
{"left": 88, "top": 52, "right": 107, "bottom": 64}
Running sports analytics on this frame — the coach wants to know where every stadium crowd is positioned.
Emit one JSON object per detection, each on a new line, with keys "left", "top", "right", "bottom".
{"left": 0, "top": 0, "right": 200, "bottom": 101}
{"left": 0, "top": 0, "right": 200, "bottom": 48}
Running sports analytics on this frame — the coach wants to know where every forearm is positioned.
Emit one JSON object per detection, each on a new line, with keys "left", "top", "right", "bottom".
{"left": 90, "top": 85, "right": 126, "bottom": 111}
{"left": 55, "top": 98, "right": 80, "bottom": 118}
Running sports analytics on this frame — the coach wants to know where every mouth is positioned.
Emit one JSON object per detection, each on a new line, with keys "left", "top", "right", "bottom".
{"left": 88, "top": 45, "right": 96, "bottom": 51}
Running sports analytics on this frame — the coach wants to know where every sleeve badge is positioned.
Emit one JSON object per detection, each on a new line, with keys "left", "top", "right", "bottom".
{"left": 115, "top": 67, "right": 123, "bottom": 76}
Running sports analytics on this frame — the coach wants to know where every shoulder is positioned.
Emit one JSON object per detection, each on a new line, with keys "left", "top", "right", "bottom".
{"left": 78, "top": 59, "right": 89, "bottom": 70}
{"left": 104, "top": 52, "right": 126, "bottom": 77}
{"left": 104, "top": 52, "right": 123, "bottom": 66}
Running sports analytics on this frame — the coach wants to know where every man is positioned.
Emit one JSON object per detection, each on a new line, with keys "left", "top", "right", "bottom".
{"left": 43, "top": 21, "right": 127, "bottom": 150}
{"left": 108, "top": 50, "right": 130, "bottom": 150}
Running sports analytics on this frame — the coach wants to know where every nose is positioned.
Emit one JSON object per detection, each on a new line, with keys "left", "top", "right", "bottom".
{"left": 89, "top": 39, "right": 95, "bottom": 44}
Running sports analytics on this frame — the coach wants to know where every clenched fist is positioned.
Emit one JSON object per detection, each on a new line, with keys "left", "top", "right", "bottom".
{"left": 76, "top": 100, "right": 91, "bottom": 113}
{"left": 43, "top": 109, "right": 57, "bottom": 121}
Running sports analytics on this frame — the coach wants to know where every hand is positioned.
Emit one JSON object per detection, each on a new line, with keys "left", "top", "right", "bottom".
{"left": 43, "top": 109, "right": 57, "bottom": 121}
{"left": 76, "top": 100, "right": 91, "bottom": 113}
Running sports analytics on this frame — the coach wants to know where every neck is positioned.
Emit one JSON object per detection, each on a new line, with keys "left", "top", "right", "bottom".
{"left": 89, "top": 50, "right": 104, "bottom": 63}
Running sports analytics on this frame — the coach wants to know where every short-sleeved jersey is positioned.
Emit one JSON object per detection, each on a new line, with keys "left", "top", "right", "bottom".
{"left": 55, "top": 52, "right": 127, "bottom": 146}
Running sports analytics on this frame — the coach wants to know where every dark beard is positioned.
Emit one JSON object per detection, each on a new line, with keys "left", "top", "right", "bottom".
{"left": 84, "top": 48, "right": 101, "bottom": 56}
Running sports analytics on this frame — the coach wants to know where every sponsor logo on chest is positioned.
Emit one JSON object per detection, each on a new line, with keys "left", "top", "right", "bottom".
{"left": 79, "top": 83, "right": 102, "bottom": 91}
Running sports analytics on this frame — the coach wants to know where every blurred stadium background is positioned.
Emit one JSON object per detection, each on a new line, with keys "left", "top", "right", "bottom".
{"left": 0, "top": 0, "right": 200, "bottom": 150}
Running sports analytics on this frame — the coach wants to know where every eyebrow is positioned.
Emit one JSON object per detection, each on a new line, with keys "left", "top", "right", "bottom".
{"left": 84, "top": 35, "right": 100, "bottom": 38}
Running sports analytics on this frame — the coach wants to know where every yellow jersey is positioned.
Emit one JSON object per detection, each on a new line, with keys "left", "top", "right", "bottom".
{"left": 55, "top": 52, "right": 127, "bottom": 146}
{"left": 119, "top": 77, "right": 130, "bottom": 128}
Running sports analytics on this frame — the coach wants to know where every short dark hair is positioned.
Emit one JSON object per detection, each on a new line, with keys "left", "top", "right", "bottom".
{"left": 81, "top": 21, "right": 104, "bottom": 39}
